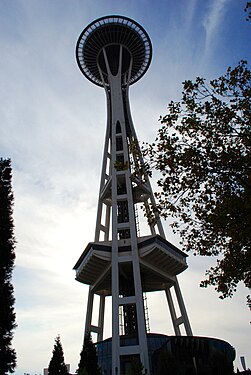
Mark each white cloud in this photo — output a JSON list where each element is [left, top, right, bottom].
[[202, 0, 230, 57]]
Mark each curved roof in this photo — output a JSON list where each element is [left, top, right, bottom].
[[76, 15, 152, 87], [73, 235, 187, 294]]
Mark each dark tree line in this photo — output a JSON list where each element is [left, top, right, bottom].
[[47, 333, 101, 375], [0, 158, 17, 373]]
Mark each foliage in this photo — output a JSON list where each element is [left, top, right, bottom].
[[128, 357, 144, 375], [245, 1, 251, 20], [143, 61, 251, 302], [48, 335, 69, 375], [78, 369, 88, 375], [0, 158, 17, 373], [77, 332, 101, 375], [210, 349, 234, 375], [155, 350, 178, 375]]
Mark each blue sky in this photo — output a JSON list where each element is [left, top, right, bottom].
[[0, 0, 250, 374]]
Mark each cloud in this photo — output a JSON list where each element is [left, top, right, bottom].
[[202, 0, 230, 57]]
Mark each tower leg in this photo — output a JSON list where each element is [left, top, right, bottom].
[[111, 227, 120, 374], [165, 286, 181, 335], [97, 294, 105, 341], [174, 280, 193, 336], [84, 286, 94, 336], [165, 279, 192, 336], [131, 244, 150, 373]]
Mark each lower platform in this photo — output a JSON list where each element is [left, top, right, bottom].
[[96, 333, 235, 375]]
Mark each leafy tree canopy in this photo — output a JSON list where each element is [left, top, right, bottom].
[[48, 335, 69, 375], [0, 158, 17, 373], [143, 61, 251, 304], [245, 1, 251, 20]]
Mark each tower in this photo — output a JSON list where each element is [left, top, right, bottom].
[[74, 15, 192, 375]]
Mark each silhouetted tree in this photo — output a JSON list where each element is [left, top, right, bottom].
[[128, 357, 144, 375], [77, 332, 101, 375], [209, 349, 234, 374], [48, 335, 69, 375], [155, 350, 178, 375], [143, 61, 251, 304], [245, 2, 251, 20], [0, 158, 17, 373]]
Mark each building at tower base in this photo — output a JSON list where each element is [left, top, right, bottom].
[[96, 334, 235, 375]]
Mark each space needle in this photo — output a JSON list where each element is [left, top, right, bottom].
[[74, 15, 192, 375]]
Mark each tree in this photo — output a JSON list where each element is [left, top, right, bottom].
[[48, 335, 69, 375], [209, 349, 234, 375], [128, 358, 145, 375], [245, 2, 251, 20], [76, 332, 101, 375], [155, 350, 178, 375], [0, 158, 17, 373], [78, 369, 88, 375], [143, 61, 251, 304]]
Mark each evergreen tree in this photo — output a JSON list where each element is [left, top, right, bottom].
[[48, 335, 69, 375], [0, 158, 17, 373], [128, 358, 145, 375], [77, 332, 101, 375]]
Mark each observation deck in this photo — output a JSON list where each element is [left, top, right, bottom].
[[76, 15, 152, 87], [73, 235, 188, 295]]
